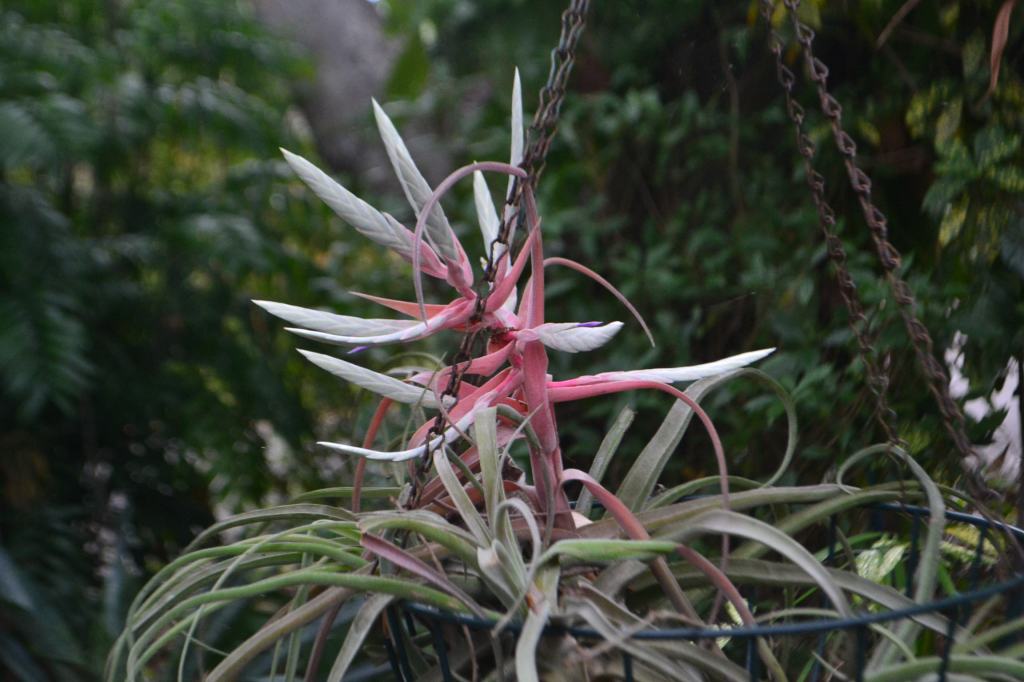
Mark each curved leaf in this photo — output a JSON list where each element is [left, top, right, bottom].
[[254, 300, 419, 337], [299, 349, 447, 407], [474, 170, 501, 256], [594, 348, 775, 384], [279, 148, 445, 275], [576, 406, 635, 517], [325, 593, 394, 682], [671, 509, 853, 617], [371, 100, 459, 263], [534, 321, 623, 353]]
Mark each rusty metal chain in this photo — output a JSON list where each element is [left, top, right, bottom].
[[520, 0, 591, 189], [408, 0, 591, 503], [771, 0, 976, 469], [765, 0, 1024, 564], [760, 0, 901, 447]]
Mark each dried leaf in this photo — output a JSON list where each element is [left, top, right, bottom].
[[985, 1, 1019, 100]]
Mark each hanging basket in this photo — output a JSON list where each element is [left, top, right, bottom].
[[380, 503, 1024, 682]]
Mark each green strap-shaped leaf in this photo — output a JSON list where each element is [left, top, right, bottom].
[[326, 594, 394, 682], [866, 656, 1024, 682], [592, 485, 914, 596], [583, 483, 850, 540], [670, 509, 853, 617], [130, 525, 353, 632], [514, 566, 558, 682], [203, 587, 355, 682], [568, 597, 718, 681], [358, 510, 478, 566], [614, 374, 723, 511], [128, 570, 468, 679], [184, 504, 354, 552], [475, 407, 503, 526], [577, 406, 635, 517], [514, 594, 550, 682], [540, 538, 676, 564], [616, 368, 796, 513], [627, 558, 952, 637], [288, 486, 401, 503], [476, 409, 529, 587], [840, 445, 944, 670], [432, 447, 491, 546], [646, 475, 763, 510]]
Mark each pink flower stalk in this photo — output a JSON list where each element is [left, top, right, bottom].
[[257, 73, 775, 522]]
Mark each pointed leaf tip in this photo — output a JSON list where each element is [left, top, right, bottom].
[[277, 149, 445, 272], [510, 68, 524, 171], [473, 170, 501, 256], [260, 301, 419, 337], [297, 348, 444, 407], [596, 347, 776, 384], [536, 321, 624, 353], [372, 98, 459, 263]]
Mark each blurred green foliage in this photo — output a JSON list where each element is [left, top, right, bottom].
[[0, 1, 404, 677], [1, 0, 1022, 678]]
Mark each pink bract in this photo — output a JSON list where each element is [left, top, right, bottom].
[[256, 72, 775, 524]]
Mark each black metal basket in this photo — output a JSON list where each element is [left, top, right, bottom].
[[378, 503, 1024, 682]]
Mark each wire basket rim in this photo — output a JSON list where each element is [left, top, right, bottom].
[[401, 502, 1024, 641]]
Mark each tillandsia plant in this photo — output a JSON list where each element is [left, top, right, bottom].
[[257, 71, 773, 528], [109, 74, 1024, 682]]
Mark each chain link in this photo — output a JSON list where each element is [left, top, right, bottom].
[[759, 1, 901, 447], [767, 0, 975, 468], [408, 0, 591, 503], [763, 0, 1024, 563], [520, 0, 591, 189]]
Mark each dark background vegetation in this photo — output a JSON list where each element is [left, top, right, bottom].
[[1, 0, 1022, 678]]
